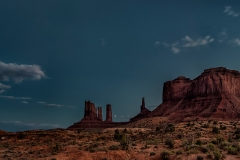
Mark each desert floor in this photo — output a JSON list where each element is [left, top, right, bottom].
[[1, 118, 240, 160]]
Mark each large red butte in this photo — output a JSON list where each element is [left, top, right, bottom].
[[148, 67, 240, 121]]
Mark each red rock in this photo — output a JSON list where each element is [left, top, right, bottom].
[[68, 101, 127, 130], [105, 104, 112, 122], [130, 97, 151, 122], [149, 67, 240, 121], [97, 107, 102, 121]]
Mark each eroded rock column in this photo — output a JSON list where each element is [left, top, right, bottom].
[[105, 104, 112, 122]]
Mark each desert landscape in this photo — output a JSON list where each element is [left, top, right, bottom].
[[2, 1, 240, 160], [1, 67, 240, 159], [1, 120, 240, 160]]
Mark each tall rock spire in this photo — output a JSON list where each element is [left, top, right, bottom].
[[98, 107, 102, 121], [105, 104, 112, 122], [141, 97, 145, 111]]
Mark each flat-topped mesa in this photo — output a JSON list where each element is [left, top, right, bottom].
[[149, 67, 240, 121], [105, 104, 112, 122], [203, 67, 227, 73], [163, 67, 240, 103], [174, 76, 191, 81], [193, 67, 240, 97], [202, 67, 240, 76]]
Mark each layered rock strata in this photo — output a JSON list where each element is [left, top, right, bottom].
[[149, 67, 240, 121]]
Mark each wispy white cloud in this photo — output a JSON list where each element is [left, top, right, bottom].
[[160, 35, 215, 54], [46, 104, 63, 107], [161, 41, 181, 54], [0, 61, 46, 83], [224, 6, 239, 17], [182, 36, 214, 47], [171, 47, 180, 54], [67, 106, 77, 109], [0, 83, 11, 94], [218, 29, 228, 42], [38, 101, 75, 108], [21, 101, 28, 104], [171, 42, 180, 53], [0, 83, 11, 89], [38, 102, 62, 107], [162, 42, 170, 47], [0, 96, 32, 100], [233, 38, 240, 46], [0, 90, 5, 94], [38, 102, 45, 104], [154, 41, 161, 46]]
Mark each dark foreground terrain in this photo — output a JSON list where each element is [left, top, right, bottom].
[[1, 119, 240, 160]]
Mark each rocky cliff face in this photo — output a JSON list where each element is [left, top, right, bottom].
[[149, 67, 240, 121]]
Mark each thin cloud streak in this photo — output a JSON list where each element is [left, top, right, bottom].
[[21, 101, 28, 104], [0, 96, 32, 100], [0, 83, 11, 94], [0, 83, 11, 89], [218, 29, 228, 42], [38, 102, 75, 108], [224, 6, 239, 17], [182, 36, 214, 47], [161, 41, 181, 53]]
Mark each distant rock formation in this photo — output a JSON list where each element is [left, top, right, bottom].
[[148, 67, 240, 121], [130, 97, 151, 122], [97, 107, 102, 121], [105, 104, 112, 122], [68, 67, 240, 129], [68, 101, 127, 130], [83, 101, 100, 121]]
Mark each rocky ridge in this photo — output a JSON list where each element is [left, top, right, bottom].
[[148, 67, 240, 121]]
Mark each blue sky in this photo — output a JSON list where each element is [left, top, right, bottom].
[[1, 1, 240, 131]]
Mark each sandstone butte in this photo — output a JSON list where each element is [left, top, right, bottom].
[[68, 67, 240, 130]]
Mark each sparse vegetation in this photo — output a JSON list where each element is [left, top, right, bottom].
[[1, 120, 240, 159], [212, 126, 220, 134], [150, 152, 156, 156], [165, 138, 174, 148], [161, 150, 171, 160], [109, 145, 119, 150], [196, 155, 203, 160]]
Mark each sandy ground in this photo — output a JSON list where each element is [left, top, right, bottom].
[[0, 118, 240, 159]]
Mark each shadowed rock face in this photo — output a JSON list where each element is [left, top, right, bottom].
[[149, 67, 240, 121], [105, 104, 112, 122], [130, 97, 151, 122], [68, 101, 127, 130]]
